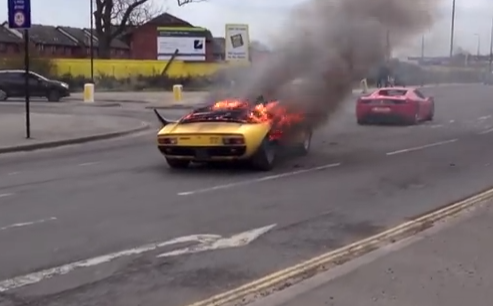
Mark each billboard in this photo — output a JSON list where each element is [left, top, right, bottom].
[[157, 27, 207, 61], [225, 24, 250, 63]]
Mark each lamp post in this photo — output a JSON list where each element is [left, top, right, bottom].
[[386, 29, 390, 60], [90, 0, 94, 83], [449, 0, 456, 57], [489, 17, 493, 73], [420, 35, 425, 86], [474, 33, 480, 58], [421, 35, 425, 60]]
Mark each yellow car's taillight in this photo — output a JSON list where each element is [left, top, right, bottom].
[[158, 137, 177, 145], [222, 136, 245, 145]]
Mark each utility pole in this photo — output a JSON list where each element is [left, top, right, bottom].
[[475, 33, 480, 58], [420, 35, 425, 86], [489, 17, 493, 73], [90, 0, 94, 82], [449, 0, 456, 57], [421, 35, 425, 60], [386, 30, 390, 59]]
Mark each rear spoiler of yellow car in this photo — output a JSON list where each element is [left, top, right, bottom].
[[153, 109, 176, 127]]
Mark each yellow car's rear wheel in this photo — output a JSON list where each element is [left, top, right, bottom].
[[166, 158, 190, 169], [251, 139, 277, 171], [294, 129, 312, 156]]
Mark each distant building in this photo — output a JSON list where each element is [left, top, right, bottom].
[[0, 13, 257, 62], [57, 26, 130, 59], [0, 26, 21, 55], [0, 22, 129, 59]]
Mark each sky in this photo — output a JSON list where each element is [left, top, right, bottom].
[[0, 0, 492, 56]]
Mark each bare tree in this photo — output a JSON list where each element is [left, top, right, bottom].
[[94, 0, 162, 58], [177, 0, 207, 5]]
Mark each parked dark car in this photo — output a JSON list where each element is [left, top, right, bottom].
[[0, 70, 70, 102]]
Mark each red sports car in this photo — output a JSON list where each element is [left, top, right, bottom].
[[356, 87, 435, 125]]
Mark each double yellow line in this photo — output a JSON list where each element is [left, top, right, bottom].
[[186, 187, 493, 306]]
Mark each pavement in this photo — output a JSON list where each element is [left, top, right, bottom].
[[3, 83, 467, 110], [65, 83, 466, 106], [0, 84, 492, 306], [68, 91, 209, 108], [249, 200, 493, 306], [0, 112, 149, 154]]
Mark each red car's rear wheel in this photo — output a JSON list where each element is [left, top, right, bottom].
[[427, 102, 435, 121]]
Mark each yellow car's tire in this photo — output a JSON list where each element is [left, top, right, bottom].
[[294, 129, 312, 156], [251, 139, 277, 171], [166, 158, 190, 169]]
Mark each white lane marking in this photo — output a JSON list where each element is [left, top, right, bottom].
[[78, 162, 100, 166], [0, 193, 13, 198], [386, 139, 458, 156], [449, 120, 455, 123], [7, 172, 19, 175], [478, 127, 493, 135], [157, 224, 276, 258], [430, 124, 443, 128], [478, 115, 492, 120], [0, 217, 57, 232], [0, 233, 223, 292], [177, 163, 342, 196]]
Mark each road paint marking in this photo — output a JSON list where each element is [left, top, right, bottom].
[[7, 172, 19, 175], [177, 163, 342, 196], [185, 187, 493, 306], [0, 217, 57, 232], [386, 139, 458, 156], [158, 224, 276, 258], [0, 229, 256, 292], [78, 161, 100, 166], [479, 115, 492, 120], [430, 124, 443, 128], [478, 127, 493, 135], [0, 193, 13, 198]]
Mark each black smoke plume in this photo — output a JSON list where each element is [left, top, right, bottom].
[[210, 0, 442, 128]]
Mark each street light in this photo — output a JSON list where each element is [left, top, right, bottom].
[[421, 35, 425, 60], [90, 0, 94, 83], [474, 33, 480, 58], [489, 17, 493, 73], [449, 0, 456, 57]]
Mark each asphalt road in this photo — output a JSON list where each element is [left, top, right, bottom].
[[1, 85, 493, 306], [255, 200, 493, 306]]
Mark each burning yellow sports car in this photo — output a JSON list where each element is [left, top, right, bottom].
[[155, 98, 313, 171]]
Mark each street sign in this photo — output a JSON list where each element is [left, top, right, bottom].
[[8, 0, 32, 137], [7, 0, 31, 29]]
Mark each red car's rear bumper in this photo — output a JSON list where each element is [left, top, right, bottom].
[[356, 104, 416, 123]]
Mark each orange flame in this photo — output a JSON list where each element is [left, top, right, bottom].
[[211, 99, 304, 140], [211, 99, 249, 110]]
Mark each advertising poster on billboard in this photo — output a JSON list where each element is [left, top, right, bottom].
[[157, 27, 207, 61], [225, 24, 250, 63]]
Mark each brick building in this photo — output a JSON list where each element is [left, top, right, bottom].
[[0, 13, 253, 62], [0, 22, 129, 58], [124, 13, 216, 61], [11, 24, 81, 57], [57, 26, 130, 59], [0, 26, 21, 55]]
